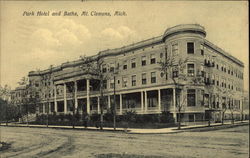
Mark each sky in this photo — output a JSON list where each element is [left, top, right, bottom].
[[0, 1, 248, 90]]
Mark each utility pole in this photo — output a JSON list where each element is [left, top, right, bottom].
[[112, 63, 120, 131], [46, 65, 53, 128], [113, 75, 116, 130]]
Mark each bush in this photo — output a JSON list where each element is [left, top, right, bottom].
[[90, 112, 100, 122], [103, 109, 113, 122], [159, 111, 175, 123], [58, 113, 65, 121], [75, 111, 81, 121], [123, 110, 137, 122], [82, 113, 89, 128]]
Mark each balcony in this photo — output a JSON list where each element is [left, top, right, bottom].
[[204, 60, 215, 68], [77, 91, 87, 97], [56, 90, 100, 99]]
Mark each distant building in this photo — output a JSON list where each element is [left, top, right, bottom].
[[242, 91, 249, 119], [11, 24, 245, 122]]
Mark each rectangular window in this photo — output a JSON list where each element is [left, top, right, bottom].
[[151, 72, 156, 83], [204, 94, 209, 108], [150, 54, 156, 64], [187, 64, 195, 76], [141, 56, 146, 66], [122, 77, 128, 87], [102, 65, 107, 73], [123, 64, 127, 70], [187, 42, 194, 54], [172, 43, 178, 55], [132, 75, 136, 86], [148, 97, 157, 107], [131, 58, 136, 68], [110, 79, 114, 89], [200, 44, 204, 56], [211, 75, 215, 85], [173, 71, 178, 78], [142, 73, 147, 85], [172, 66, 179, 78], [103, 80, 107, 89], [110, 63, 115, 72], [187, 89, 196, 106], [201, 90, 204, 106]]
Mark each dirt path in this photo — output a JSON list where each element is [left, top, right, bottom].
[[0, 125, 248, 158]]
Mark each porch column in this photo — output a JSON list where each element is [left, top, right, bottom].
[[43, 103, 46, 114], [141, 91, 144, 113], [54, 85, 58, 112], [48, 102, 51, 114], [120, 94, 123, 114], [144, 91, 148, 112], [194, 113, 196, 123], [86, 79, 90, 114], [173, 88, 177, 121], [108, 95, 111, 109], [64, 83, 67, 114], [74, 81, 78, 112], [97, 97, 100, 114], [158, 89, 161, 111]]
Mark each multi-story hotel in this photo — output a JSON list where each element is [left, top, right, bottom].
[[11, 24, 245, 122]]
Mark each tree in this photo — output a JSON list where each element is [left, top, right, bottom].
[[80, 55, 107, 130], [17, 77, 29, 124], [226, 91, 237, 124], [65, 81, 77, 128], [18, 76, 29, 86], [158, 49, 189, 130], [0, 84, 11, 101], [0, 99, 19, 125], [106, 61, 123, 130], [42, 65, 53, 127], [214, 85, 238, 125]]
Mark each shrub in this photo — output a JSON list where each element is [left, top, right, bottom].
[[123, 110, 137, 123], [103, 109, 113, 122], [90, 112, 100, 122], [82, 112, 89, 128], [58, 113, 65, 121], [75, 111, 81, 121], [159, 111, 175, 123]]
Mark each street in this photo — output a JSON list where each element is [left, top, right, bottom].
[[0, 125, 249, 158]]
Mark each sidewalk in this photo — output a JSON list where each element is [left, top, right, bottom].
[[129, 121, 249, 134], [1, 121, 248, 134]]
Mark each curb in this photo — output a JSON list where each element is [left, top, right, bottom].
[[185, 122, 249, 132], [1, 121, 248, 134], [0, 124, 127, 133]]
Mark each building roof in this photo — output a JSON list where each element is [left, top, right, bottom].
[[204, 39, 244, 67], [28, 24, 244, 76], [13, 86, 26, 91]]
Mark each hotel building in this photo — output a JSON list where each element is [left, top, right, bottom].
[[11, 24, 244, 122]]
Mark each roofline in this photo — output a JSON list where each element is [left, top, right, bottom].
[[28, 24, 244, 76], [204, 39, 244, 67]]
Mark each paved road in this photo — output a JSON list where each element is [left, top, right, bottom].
[[0, 125, 249, 158]]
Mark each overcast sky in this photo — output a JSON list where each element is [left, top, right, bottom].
[[0, 1, 248, 90]]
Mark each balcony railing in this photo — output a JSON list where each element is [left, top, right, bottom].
[[55, 91, 100, 99], [77, 91, 87, 97]]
